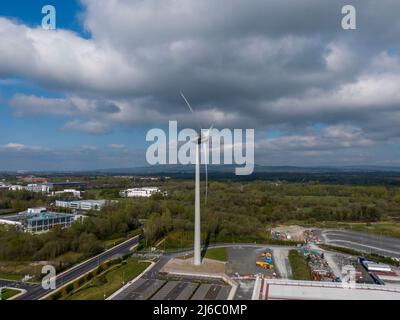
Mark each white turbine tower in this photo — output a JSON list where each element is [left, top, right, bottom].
[[181, 92, 212, 266]]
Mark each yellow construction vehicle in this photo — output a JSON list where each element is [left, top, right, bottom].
[[256, 261, 273, 269]]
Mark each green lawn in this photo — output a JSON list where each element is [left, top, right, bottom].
[[288, 250, 312, 281], [0, 288, 21, 300], [204, 247, 228, 262], [65, 259, 150, 300], [0, 273, 22, 281]]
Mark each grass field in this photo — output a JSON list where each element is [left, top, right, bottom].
[[0, 288, 21, 300], [288, 250, 312, 281], [0, 272, 22, 281], [65, 259, 150, 300], [204, 247, 228, 262]]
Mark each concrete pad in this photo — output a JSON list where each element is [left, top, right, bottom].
[[161, 257, 226, 275]]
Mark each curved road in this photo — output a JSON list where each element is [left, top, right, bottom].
[[16, 235, 140, 300], [318, 229, 400, 258]]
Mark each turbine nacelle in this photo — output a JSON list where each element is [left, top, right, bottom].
[[191, 125, 214, 145]]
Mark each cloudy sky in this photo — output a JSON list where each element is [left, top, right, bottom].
[[1, 0, 400, 171]]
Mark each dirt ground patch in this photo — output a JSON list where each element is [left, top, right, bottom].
[[161, 257, 226, 275], [271, 225, 308, 242]]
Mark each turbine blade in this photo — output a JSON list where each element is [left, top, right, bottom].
[[180, 92, 194, 113]]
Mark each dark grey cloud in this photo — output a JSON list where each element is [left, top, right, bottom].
[[1, 0, 400, 165], [95, 102, 120, 114]]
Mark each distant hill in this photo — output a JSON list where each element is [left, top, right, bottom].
[[91, 164, 400, 175], [3, 164, 400, 176]]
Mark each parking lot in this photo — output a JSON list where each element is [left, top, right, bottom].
[[113, 275, 231, 300]]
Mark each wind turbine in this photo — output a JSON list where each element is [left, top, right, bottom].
[[180, 92, 212, 266]]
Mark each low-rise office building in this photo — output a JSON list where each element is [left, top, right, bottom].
[[9, 183, 52, 193], [120, 187, 161, 198], [55, 199, 108, 211], [0, 207, 76, 234], [52, 189, 82, 198], [0, 181, 10, 189]]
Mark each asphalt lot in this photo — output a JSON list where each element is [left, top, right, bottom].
[[151, 280, 198, 300], [117, 278, 166, 300], [226, 246, 277, 277], [319, 229, 400, 258], [114, 275, 231, 300]]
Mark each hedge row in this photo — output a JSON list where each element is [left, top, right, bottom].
[[48, 257, 127, 300]]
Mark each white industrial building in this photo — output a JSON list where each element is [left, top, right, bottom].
[[55, 199, 108, 211], [9, 184, 52, 193], [253, 278, 400, 300], [363, 261, 392, 273], [0, 182, 10, 189], [120, 187, 161, 198], [52, 189, 82, 198], [9, 185, 25, 191]]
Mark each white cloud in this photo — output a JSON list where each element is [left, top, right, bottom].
[[257, 125, 374, 152], [1, 143, 47, 152], [63, 119, 111, 134], [108, 144, 125, 149]]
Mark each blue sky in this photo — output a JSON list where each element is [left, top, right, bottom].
[[0, 1, 151, 169], [0, 1, 81, 147], [1, 1, 83, 32], [1, 1, 400, 171]]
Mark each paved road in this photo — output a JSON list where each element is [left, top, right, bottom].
[[0, 279, 36, 291], [318, 229, 400, 258], [15, 235, 140, 300], [272, 248, 291, 279]]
